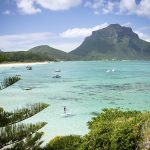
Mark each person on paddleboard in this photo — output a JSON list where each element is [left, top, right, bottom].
[[64, 106, 67, 114]]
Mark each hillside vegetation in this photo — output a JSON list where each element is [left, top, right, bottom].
[[0, 45, 78, 63]]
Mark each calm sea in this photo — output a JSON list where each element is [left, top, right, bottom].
[[0, 61, 150, 143]]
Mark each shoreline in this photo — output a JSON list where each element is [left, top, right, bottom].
[[0, 61, 49, 68]]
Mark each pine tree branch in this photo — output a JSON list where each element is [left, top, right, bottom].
[[0, 103, 49, 127], [0, 122, 47, 149], [0, 76, 21, 90]]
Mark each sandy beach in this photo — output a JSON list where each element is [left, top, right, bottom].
[[0, 62, 49, 68]]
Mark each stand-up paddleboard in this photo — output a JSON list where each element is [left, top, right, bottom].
[[61, 112, 74, 117]]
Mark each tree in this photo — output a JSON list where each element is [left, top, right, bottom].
[[0, 76, 49, 149]]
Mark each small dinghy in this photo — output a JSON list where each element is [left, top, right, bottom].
[[55, 69, 61, 72], [106, 68, 116, 73], [52, 74, 61, 78], [26, 66, 32, 70], [106, 70, 110, 73]]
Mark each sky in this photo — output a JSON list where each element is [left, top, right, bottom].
[[0, 0, 150, 52]]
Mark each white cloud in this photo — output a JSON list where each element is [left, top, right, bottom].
[[135, 31, 150, 42], [16, 0, 41, 14], [119, 0, 136, 13], [35, 0, 82, 11], [3, 10, 11, 15], [85, 0, 150, 19], [120, 0, 150, 18], [16, 0, 82, 14], [0, 32, 52, 51], [84, 0, 116, 14], [136, 0, 150, 18], [102, 1, 114, 14], [60, 22, 109, 38]]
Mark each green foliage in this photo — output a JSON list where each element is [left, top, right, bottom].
[[0, 75, 49, 149], [10, 132, 44, 150], [0, 107, 4, 113], [0, 51, 56, 63], [0, 76, 21, 90], [0, 103, 49, 149], [0, 122, 46, 149], [0, 103, 49, 127], [0, 53, 8, 62], [80, 108, 150, 150], [45, 135, 82, 150]]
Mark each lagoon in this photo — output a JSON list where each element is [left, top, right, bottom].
[[0, 61, 150, 143]]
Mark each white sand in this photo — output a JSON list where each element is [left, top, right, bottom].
[[0, 62, 49, 68]]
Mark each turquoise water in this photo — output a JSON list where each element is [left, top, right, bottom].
[[0, 61, 150, 143]]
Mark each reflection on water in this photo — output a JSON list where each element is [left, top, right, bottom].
[[0, 61, 150, 143]]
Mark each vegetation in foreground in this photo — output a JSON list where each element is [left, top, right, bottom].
[[0, 76, 49, 149], [0, 76, 21, 90], [44, 108, 150, 150], [0, 76, 150, 150]]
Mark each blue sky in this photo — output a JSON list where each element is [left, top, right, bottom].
[[0, 0, 150, 52]]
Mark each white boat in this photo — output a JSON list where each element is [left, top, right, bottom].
[[55, 69, 61, 72], [52, 74, 61, 78], [112, 68, 115, 72], [26, 66, 32, 70], [24, 87, 32, 90], [106, 70, 110, 73], [106, 68, 116, 73]]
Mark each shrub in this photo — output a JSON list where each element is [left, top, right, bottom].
[[45, 135, 82, 150], [80, 108, 150, 150]]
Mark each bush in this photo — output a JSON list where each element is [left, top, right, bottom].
[[80, 108, 150, 150], [45, 135, 82, 150]]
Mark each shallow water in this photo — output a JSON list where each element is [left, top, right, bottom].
[[0, 61, 150, 143]]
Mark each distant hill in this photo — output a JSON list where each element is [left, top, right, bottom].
[[0, 51, 56, 63], [28, 45, 78, 61], [70, 24, 150, 60], [0, 45, 78, 63]]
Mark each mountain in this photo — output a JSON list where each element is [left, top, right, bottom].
[[28, 45, 77, 60], [70, 24, 150, 60], [0, 45, 78, 63]]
